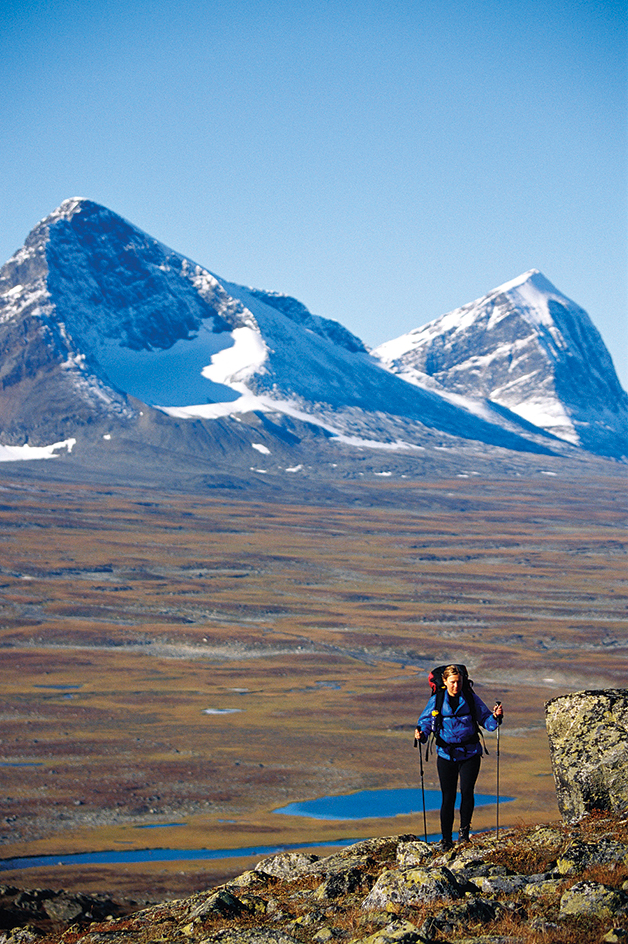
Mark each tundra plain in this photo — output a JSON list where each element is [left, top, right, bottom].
[[0, 468, 625, 900]]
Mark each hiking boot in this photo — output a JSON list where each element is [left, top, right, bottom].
[[437, 838, 454, 852], [458, 826, 470, 844]]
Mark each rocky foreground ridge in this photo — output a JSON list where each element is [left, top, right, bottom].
[[3, 812, 628, 944]]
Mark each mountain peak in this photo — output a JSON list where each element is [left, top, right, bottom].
[[374, 272, 627, 458], [30, 197, 97, 236], [493, 268, 543, 293]]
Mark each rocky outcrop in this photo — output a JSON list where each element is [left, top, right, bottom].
[[545, 689, 628, 822], [0, 885, 144, 940], [5, 814, 628, 944]]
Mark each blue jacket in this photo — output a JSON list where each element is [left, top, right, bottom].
[[417, 690, 499, 761]]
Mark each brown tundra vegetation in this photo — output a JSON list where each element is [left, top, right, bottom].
[[0, 466, 625, 903]]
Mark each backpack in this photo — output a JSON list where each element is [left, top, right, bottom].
[[425, 664, 485, 759]]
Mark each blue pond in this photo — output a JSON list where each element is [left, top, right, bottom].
[[274, 788, 510, 821]]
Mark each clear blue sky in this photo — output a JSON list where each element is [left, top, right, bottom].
[[2, 0, 626, 387]]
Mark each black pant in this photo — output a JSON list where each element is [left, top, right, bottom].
[[437, 752, 482, 841]]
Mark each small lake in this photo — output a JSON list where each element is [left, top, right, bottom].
[[273, 787, 510, 821]]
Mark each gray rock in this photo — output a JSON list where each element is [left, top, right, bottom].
[[420, 898, 502, 939], [453, 937, 526, 944], [559, 880, 628, 918], [314, 866, 366, 900], [311, 929, 335, 943], [556, 837, 628, 875], [0, 930, 42, 944], [545, 690, 628, 822], [77, 936, 132, 944], [199, 930, 300, 943], [528, 917, 560, 933], [224, 870, 272, 889], [311, 853, 374, 878], [472, 874, 529, 895], [395, 841, 432, 868], [340, 836, 410, 861], [189, 889, 244, 920], [42, 897, 85, 923], [254, 852, 320, 879], [525, 825, 565, 850], [522, 878, 564, 897], [351, 919, 427, 943], [602, 930, 628, 943], [362, 866, 463, 910]]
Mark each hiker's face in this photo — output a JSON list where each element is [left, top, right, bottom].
[[445, 674, 461, 696]]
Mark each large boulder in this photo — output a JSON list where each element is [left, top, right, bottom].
[[362, 866, 463, 910], [559, 881, 628, 919], [545, 690, 628, 822]]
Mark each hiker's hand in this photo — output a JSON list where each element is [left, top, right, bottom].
[[493, 703, 503, 723], [415, 728, 427, 743]]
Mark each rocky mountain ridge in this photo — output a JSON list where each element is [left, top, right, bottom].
[[3, 813, 628, 944], [0, 199, 625, 486], [373, 270, 628, 459]]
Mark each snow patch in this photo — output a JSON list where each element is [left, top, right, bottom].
[[0, 438, 76, 462], [202, 326, 268, 386], [202, 708, 243, 715], [252, 443, 271, 455]]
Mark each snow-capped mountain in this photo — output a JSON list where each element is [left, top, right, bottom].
[[0, 199, 623, 480], [373, 270, 628, 459]]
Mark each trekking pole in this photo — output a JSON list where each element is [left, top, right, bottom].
[[414, 737, 428, 842], [495, 702, 501, 840]]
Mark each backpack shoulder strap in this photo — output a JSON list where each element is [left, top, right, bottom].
[[464, 681, 490, 755], [425, 684, 446, 760]]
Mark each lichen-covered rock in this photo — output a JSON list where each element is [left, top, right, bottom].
[[41, 896, 86, 923], [254, 851, 320, 879], [362, 866, 462, 911], [349, 918, 426, 943], [545, 690, 628, 822], [522, 878, 564, 897], [452, 937, 527, 944], [556, 837, 628, 875], [525, 825, 565, 850], [189, 889, 244, 920], [559, 881, 628, 918], [314, 866, 367, 900], [0, 927, 42, 944], [342, 836, 412, 861], [446, 848, 496, 873], [472, 874, 529, 895], [224, 870, 272, 889], [396, 841, 432, 868], [311, 853, 373, 879], [419, 897, 502, 940], [602, 929, 628, 943], [311, 930, 334, 943], [198, 929, 300, 943]]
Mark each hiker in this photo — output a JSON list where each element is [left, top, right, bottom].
[[415, 663, 503, 850]]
